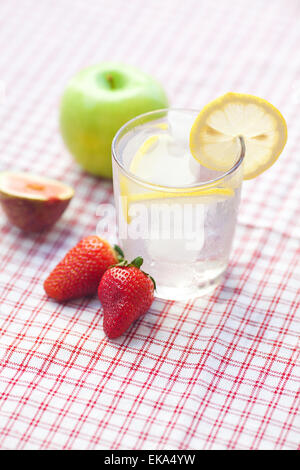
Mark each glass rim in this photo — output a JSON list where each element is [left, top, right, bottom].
[[111, 108, 245, 192]]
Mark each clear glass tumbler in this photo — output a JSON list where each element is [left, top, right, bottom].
[[112, 109, 244, 300]]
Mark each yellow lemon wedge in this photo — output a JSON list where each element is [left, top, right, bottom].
[[129, 136, 159, 174], [126, 187, 233, 203], [189, 92, 287, 180]]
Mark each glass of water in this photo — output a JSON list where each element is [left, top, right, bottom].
[[112, 109, 245, 300]]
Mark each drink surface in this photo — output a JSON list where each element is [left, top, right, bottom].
[[120, 111, 229, 187]]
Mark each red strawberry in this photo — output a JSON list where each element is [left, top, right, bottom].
[[44, 236, 122, 301], [98, 257, 155, 339]]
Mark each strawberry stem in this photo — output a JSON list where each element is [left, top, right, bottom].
[[114, 244, 124, 262], [130, 257, 143, 269], [114, 255, 156, 290], [148, 275, 156, 290], [130, 257, 156, 290]]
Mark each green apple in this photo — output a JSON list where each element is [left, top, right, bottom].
[[60, 63, 168, 178]]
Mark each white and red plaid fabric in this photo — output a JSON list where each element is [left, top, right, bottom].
[[0, 0, 299, 450]]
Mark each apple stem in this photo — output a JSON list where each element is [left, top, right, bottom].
[[106, 74, 115, 89]]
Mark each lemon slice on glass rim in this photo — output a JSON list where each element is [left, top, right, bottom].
[[189, 92, 287, 180]]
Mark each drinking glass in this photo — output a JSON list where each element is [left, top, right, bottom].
[[112, 109, 244, 300]]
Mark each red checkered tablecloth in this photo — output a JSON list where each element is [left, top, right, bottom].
[[0, 0, 299, 450]]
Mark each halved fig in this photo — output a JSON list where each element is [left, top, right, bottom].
[[0, 171, 74, 232]]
